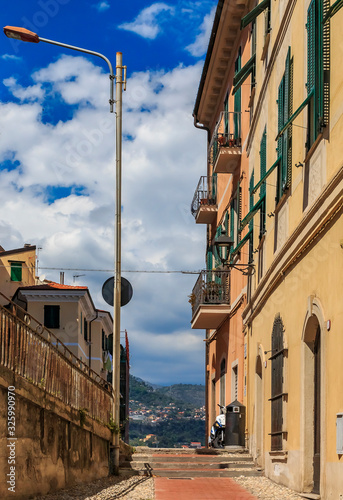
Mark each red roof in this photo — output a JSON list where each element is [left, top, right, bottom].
[[19, 281, 88, 291]]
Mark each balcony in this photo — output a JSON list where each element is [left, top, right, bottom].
[[190, 270, 231, 329], [210, 111, 242, 175], [191, 176, 217, 224]]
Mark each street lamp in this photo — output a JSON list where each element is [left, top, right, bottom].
[[4, 25, 125, 475], [214, 230, 255, 275]]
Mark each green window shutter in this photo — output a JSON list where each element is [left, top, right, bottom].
[[241, 0, 270, 28], [10, 262, 22, 282], [234, 49, 242, 139], [207, 246, 213, 270], [277, 74, 285, 203], [224, 94, 229, 136], [260, 129, 267, 198], [232, 55, 255, 95], [211, 173, 217, 200], [240, 196, 264, 231], [230, 201, 235, 244], [323, 0, 343, 22], [214, 226, 222, 268], [249, 172, 254, 232], [307, 0, 316, 95]]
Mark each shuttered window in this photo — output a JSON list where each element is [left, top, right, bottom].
[[249, 172, 254, 262], [10, 262, 22, 282], [241, 0, 270, 28], [269, 316, 286, 451], [259, 129, 267, 238], [232, 55, 256, 96], [276, 48, 293, 203], [234, 49, 242, 139], [307, 0, 324, 149]]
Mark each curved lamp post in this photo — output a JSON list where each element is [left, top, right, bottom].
[[3, 26, 126, 475]]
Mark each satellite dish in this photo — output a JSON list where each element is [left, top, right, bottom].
[[102, 277, 133, 307]]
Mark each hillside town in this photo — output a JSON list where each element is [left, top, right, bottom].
[[0, 0, 342, 498]]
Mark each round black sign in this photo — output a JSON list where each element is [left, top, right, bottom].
[[102, 277, 133, 307]]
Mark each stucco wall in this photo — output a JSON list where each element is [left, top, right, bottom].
[[0, 365, 111, 500]]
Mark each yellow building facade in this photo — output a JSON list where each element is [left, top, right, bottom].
[[192, 0, 343, 496], [242, 0, 343, 496], [0, 244, 36, 300]]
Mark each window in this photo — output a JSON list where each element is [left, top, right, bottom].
[[44, 305, 60, 329], [249, 172, 254, 263], [306, 0, 324, 149], [102, 329, 106, 350], [276, 48, 293, 203], [270, 316, 286, 451], [234, 48, 242, 139], [220, 358, 226, 407], [84, 318, 88, 342], [241, 0, 270, 29], [259, 128, 267, 239], [10, 262, 22, 282]]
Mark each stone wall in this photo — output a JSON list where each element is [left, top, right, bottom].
[[0, 364, 112, 500]]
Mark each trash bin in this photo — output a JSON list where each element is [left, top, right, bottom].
[[225, 400, 245, 447]]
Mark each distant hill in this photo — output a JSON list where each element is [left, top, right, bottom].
[[129, 375, 205, 410]]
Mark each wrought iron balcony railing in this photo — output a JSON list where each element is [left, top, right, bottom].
[[209, 111, 242, 167], [190, 270, 230, 317], [191, 175, 216, 218]]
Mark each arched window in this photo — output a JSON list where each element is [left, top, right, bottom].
[[270, 315, 287, 451], [220, 358, 226, 407]]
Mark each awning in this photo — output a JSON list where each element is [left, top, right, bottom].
[[241, 0, 270, 29]]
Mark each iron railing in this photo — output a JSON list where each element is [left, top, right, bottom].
[[190, 270, 230, 317], [191, 175, 217, 218], [0, 293, 112, 423], [209, 111, 242, 167]]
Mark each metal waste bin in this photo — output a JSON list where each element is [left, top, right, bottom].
[[225, 400, 245, 447]]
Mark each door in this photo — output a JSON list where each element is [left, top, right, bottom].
[[313, 325, 321, 493]]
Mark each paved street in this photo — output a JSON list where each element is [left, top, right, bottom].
[[155, 477, 257, 500]]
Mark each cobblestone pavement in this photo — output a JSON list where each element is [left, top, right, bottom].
[[233, 476, 305, 499], [34, 475, 154, 500]]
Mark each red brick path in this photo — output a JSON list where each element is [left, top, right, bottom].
[[154, 477, 258, 499]]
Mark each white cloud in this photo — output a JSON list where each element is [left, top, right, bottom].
[[1, 54, 23, 62], [186, 5, 216, 57], [118, 3, 174, 39], [0, 55, 207, 384], [94, 1, 110, 12], [3, 77, 44, 102]]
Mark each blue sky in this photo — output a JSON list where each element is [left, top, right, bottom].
[[0, 0, 217, 385]]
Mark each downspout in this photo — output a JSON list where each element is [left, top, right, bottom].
[[193, 115, 211, 146]]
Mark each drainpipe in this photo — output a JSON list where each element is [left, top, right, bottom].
[[193, 115, 211, 146]]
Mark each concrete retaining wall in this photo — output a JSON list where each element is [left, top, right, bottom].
[[0, 365, 112, 500]]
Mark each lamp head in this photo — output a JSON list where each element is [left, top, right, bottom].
[[3, 26, 39, 43]]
